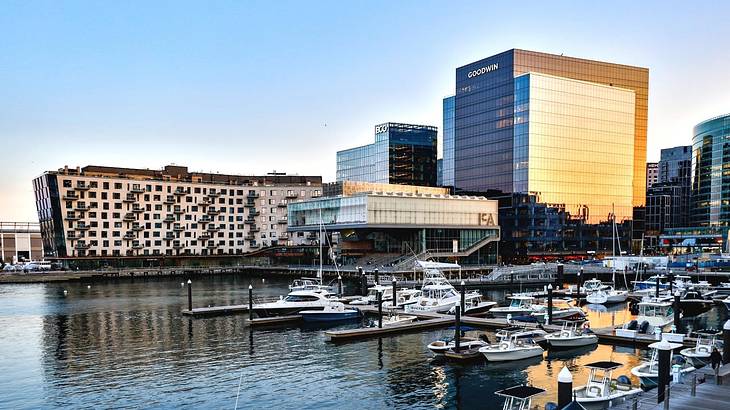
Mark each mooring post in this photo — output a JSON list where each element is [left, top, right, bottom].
[[656, 339, 673, 404], [374, 268, 379, 286], [248, 284, 253, 320], [673, 291, 681, 333], [460, 280, 466, 314], [691, 373, 697, 396], [377, 290, 383, 329], [556, 263, 564, 288], [454, 305, 461, 351], [510, 270, 514, 285], [187, 279, 192, 311], [576, 268, 583, 299], [557, 366, 572, 409], [723, 319, 730, 364], [392, 277, 397, 309], [668, 270, 674, 294], [338, 275, 343, 298], [358, 267, 367, 296], [547, 284, 554, 325], [655, 275, 660, 299]]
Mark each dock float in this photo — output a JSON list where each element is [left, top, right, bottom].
[[326, 317, 454, 342], [182, 304, 249, 317], [245, 315, 302, 327]]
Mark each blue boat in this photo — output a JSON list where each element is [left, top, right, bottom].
[[300, 303, 360, 322]]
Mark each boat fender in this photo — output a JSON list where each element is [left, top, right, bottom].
[[544, 402, 558, 410], [626, 320, 638, 331], [638, 321, 650, 334], [616, 375, 631, 385]]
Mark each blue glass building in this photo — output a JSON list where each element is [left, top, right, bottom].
[[691, 114, 730, 226], [336, 122, 438, 186], [442, 96, 455, 186]]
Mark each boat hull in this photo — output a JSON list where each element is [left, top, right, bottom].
[[252, 306, 324, 318], [547, 335, 598, 348], [574, 387, 642, 410], [490, 308, 534, 318], [480, 347, 543, 362], [300, 311, 360, 322]]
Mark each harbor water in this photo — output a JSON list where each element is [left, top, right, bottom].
[[0, 274, 726, 409]]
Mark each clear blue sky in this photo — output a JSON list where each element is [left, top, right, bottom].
[[2, 1, 729, 221]]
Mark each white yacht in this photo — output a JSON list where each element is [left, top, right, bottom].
[[680, 331, 717, 367], [495, 326, 546, 340], [349, 284, 395, 305], [582, 278, 608, 293], [490, 295, 537, 318], [531, 298, 586, 323], [545, 322, 597, 348], [479, 332, 544, 362], [405, 262, 481, 314], [289, 277, 335, 293], [250, 290, 334, 318], [586, 285, 629, 304], [635, 297, 674, 332], [573, 361, 642, 410]]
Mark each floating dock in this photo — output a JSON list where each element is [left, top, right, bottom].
[[182, 304, 249, 317]]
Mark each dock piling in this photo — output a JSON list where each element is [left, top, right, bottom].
[[576, 268, 583, 299], [187, 279, 192, 311], [454, 305, 461, 351], [673, 291, 681, 332], [668, 270, 674, 293], [248, 284, 253, 320], [460, 281, 465, 314], [392, 278, 397, 308], [557, 365, 572, 409], [556, 263, 564, 289], [723, 320, 730, 364], [358, 267, 367, 296], [377, 290, 383, 328], [657, 339, 672, 404], [374, 268, 379, 285], [655, 275, 660, 299], [338, 275, 343, 298], [547, 284, 553, 325]]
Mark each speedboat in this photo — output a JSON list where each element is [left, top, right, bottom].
[[479, 332, 544, 362], [428, 335, 489, 357], [250, 290, 334, 318], [531, 298, 586, 323], [545, 322, 597, 348], [635, 297, 674, 332], [680, 331, 717, 367], [586, 285, 629, 304], [300, 302, 360, 322], [405, 264, 481, 314], [495, 326, 547, 340], [490, 295, 537, 318], [448, 297, 497, 315], [631, 341, 696, 388], [349, 284, 394, 305], [495, 385, 545, 410], [380, 310, 417, 327], [384, 288, 422, 308], [573, 361, 642, 410]]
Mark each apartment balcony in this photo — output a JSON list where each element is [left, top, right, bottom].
[[244, 218, 256, 224], [247, 192, 259, 199], [66, 233, 78, 241], [278, 233, 289, 240], [206, 225, 220, 232], [123, 194, 137, 203], [244, 234, 256, 241], [199, 216, 213, 223], [75, 204, 89, 212], [244, 202, 255, 208], [207, 191, 220, 198], [130, 186, 145, 194], [248, 210, 260, 217], [131, 242, 144, 249], [249, 225, 260, 233], [174, 188, 186, 196], [249, 243, 260, 249], [131, 207, 144, 213], [75, 243, 90, 250], [163, 196, 175, 204], [62, 192, 78, 201], [164, 233, 176, 240], [75, 183, 90, 191], [163, 215, 175, 223], [131, 225, 144, 232], [65, 214, 80, 221], [206, 242, 218, 248], [76, 224, 91, 231], [285, 192, 298, 199], [277, 202, 288, 208], [173, 242, 184, 249], [173, 224, 185, 232], [277, 217, 288, 224], [173, 207, 185, 214], [123, 233, 136, 241], [207, 208, 220, 215], [199, 233, 211, 240]]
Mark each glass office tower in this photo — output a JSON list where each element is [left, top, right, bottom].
[[336, 122, 438, 186], [442, 96, 455, 186], [454, 49, 649, 223], [691, 114, 730, 226]]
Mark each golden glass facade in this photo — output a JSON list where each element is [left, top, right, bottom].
[[521, 73, 636, 223]]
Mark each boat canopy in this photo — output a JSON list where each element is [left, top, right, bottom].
[[495, 385, 545, 399], [415, 260, 461, 270], [584, 361, 622, 370]]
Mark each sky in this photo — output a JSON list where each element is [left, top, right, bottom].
[[2, 1, 729, 222]]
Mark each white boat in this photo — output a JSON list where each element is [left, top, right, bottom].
[[490, 295, 537, 318], [586, 286, 629, 304], [380, 310, 417, 327], [383, 288, 422, 308], [427, 336, 488, 357], [479, 332, 544, 362], [495, 326, 547, 340], [722, 296, 730, 312], [631, 341, 696, 388], [531, 298, 586, 323], [300, 302, 360, 322], [289, 277, 335, 293], [545, 322, 598, 348], [573, 361, 642, 410], [680, 331, 717, 367], [405, 262, 481, 314], [632, 275, 670, 292], [251, 290, 334, 317], [495, 385, 545, 410], [582, 278, 608, 293], [635, 297, 674, 332], [349, 284, 395, 305]]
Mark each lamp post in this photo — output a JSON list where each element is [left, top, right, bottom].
[[187, 279, 192, 311]]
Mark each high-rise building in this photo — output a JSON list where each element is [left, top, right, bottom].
[[454, 49, 648, 224], [659, 146, 692, 184], [645, 146, 692, 242], [441, 96, 455, 186], [691, 114, 730, 226], [646, 162, 658, 188], [336, 122, 438, 187], [33, 165, 321, 260]]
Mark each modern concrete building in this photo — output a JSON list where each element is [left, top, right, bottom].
[[646, 162, 659, 189], [33, 165, 321, 261], [0, 222, 44, 263]]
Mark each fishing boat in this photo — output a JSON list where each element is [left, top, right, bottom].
[[479, 332, 544, 362], [573, 361, 642, 410], [427, 335, 489, 357], [545, 322, 597, 348], [631, 341, 696, 388], [635, 297, 674, 332], [300, 302, 360, 322], [531, 298, 586, 323], [405, 262, 482, 314], [251, 290, 334, 317], [495, 326, 547, 340], [490, 295, 537, 318], [495, 385, 545, 410], [680, 331, 717, 367]]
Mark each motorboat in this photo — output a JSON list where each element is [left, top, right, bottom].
[[531, 298, 586, 323], [680, 331, 717, 367], [631, 341, 696, 388], [289, 277, 335, 293], [582, 278, 608, 293], [405, 262, 481, 314], [545, 322, 597, 348], [349, 284, 395, 305], [723, 296, 730, 312], [495, 326, 547, 340], [573, 361, 642, 410], [250, 290, 334, 318], [674, 275, 711, 293], [300, 302, 360, 322], [490, 295, 537, 318], [383, 288, 422, 308], [632, 275, 669, 292], [380, 310, 417, 327], [479, 332, 544, 362], [678, 289, 715, 316], [448, 297, 497, 316], [586, 285, 629, 304], [495, 385, 545, 410], [427, 335, 489, 357], [635, 297, 674, 332]]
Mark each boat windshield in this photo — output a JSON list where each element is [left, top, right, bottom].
[[423, 288, 456, 299], [283, 295, 321, 302], [639, 304, 671, 316], [509, 298, 531, 307]]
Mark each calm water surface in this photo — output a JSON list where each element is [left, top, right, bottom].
[[0, 275, 726, 409]]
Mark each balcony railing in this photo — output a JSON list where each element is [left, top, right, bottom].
[[206, 242, 218, 248], [207, 191, 220, 198], [245, 234, 256, 240], [277, 218, 288, 224], [75, 243, 90, 249], [123, 234, 136, 240], [62, 193, 78, 201], [247, 192, 259, 199], [131, 207, 144, 213], [173, 242, 184, 249], [207, 208, 220, 215], [65, 214, 80, 221], [164, 234, 176, 240], [123, 194, 137, 203], [76, 224, 91, 231], [75, 204, 89, 212], [277, 202, 288, 208], [173, 207, 185, 214], [123, 213, 136, 222], [285, 192, 298, 199], [249, 225, 260, 232], [132, 243, 144, 249], [244, 218, 256, 224], [164, 196, 175, 204], [130, 186, 145, 193], [249, 243, 260, 249], [75, 183, 90, 191], [206, 225, 220, 232], [174, 188, 186, 196], [163, 215, 175, 223], [173, 225, 184, 232], [131, 225, 144, 231], [244, 202, 255, 208], [199, 216, 213, 223], [199, 233, 211, 240], [278, 233, 289, 240]]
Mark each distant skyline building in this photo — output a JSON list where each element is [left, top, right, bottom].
[[646, 162, 658, 188], [336, 122, 438, 187], [441, 96, 455, 187], [453, 49, 649, 225], [691, 114, 730, 226], [645, 145, 691, 242]]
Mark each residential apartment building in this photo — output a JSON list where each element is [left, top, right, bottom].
[[33, 165, 321, 259], [646, 162, 659, 189]]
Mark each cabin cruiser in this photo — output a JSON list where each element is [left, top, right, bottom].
[[680, 331, 717, 367], [289, 277, 335, 293], [586, 285, 629, 304], [573, 362, 642, 410], [635, 297, 674, 332], [448, 297, 497, 315], [383, 288, 422, 309], [405, 263, 481, 314], [350, 284, 408, 306], [300, 302, 360, 322], [531, 298, 586, 323], [495, 385, 545, 410], [490, 295, 537, 318], [427, 335, 489, 357], [479, 331, 544, 362], [545, 322, 597, 348], [631, 341, 696, 388], [250, 290, 334, 318]]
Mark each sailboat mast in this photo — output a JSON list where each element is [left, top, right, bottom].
[[318, 208, 323, 280]]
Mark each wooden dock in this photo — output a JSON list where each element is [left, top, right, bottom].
[[613, 372, 730, 410], [182, 304, 249, 317], [325, 317, 455, 341]]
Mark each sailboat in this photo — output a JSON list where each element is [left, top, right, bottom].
[[586, 207, 628, 304], [289, 210, 336, 294]]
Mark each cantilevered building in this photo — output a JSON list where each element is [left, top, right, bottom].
[[33, 165, 321, 260]]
